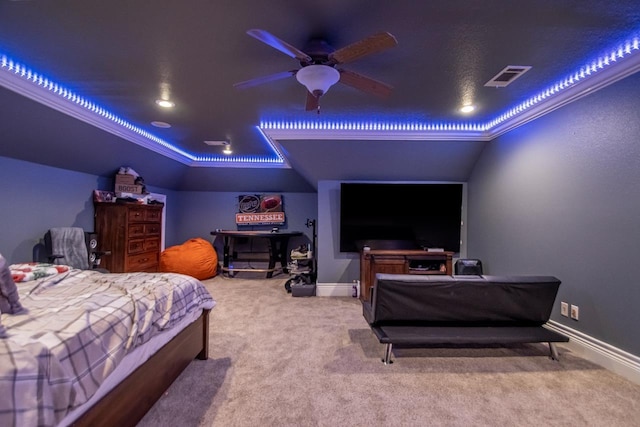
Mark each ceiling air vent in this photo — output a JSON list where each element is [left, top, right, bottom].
[[204, 140, 229, 146], [484, 65, 532, 88]]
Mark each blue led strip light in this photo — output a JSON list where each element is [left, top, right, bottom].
[[2, 30, 640, 164], [260, 34, 640, 135], [259, 120, 487, 132], [0, 54, 197, 161], [485, 35, 640, 129], [0, 53, 284, 165]]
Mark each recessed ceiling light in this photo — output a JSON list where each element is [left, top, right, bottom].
[[155, 99, 175, 108], [223, 145, 233, 155], [460, 105, 475, 113], [151, 121, 171, 128]]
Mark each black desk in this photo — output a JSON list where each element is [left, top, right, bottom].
[[211, 230, 302, 278]]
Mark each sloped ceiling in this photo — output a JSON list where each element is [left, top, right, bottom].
[[1, 1, 639, 192]]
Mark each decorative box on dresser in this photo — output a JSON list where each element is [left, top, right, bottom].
[[360, 249, 454, 302], [94, 202, 164, 273]]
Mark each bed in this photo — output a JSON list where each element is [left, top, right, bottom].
[[0, 262, 215, 427]]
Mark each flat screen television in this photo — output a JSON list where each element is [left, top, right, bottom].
[[339, 182, 463, 253]]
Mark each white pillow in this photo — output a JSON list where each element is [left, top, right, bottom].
[[0, 253, 24, 314]]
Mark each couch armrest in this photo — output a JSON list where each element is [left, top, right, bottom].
[[362, 300, 375, 325]]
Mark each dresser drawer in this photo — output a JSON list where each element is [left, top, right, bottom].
[[143, 237, 160, 252], [128, 239, 145, 254], [128, 224, 145, 238], [128, 223, 161, 239], [145, 209, 162, 222], [145, 223, 161, 236], [128, 238, 160, 254], [129, 206, 162, 223], [128, 207, 147, 222], [126, 252, 158, 271]]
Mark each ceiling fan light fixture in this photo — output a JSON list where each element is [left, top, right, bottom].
[[151, 120, 172, 128], [296, 65, 340, 96]]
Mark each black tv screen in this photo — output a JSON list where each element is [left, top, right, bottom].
[[339, 183, 463, 253]]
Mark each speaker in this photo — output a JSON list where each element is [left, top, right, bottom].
[[85, 232, 100, 266]]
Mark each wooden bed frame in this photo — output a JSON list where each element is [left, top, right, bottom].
[[71, 308, 211, 427]]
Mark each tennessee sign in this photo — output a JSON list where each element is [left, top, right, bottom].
[[235, 212, 285, 225], [236, 194, 285, 225]]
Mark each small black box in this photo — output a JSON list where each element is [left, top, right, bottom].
[[291, 283, 316, 297]]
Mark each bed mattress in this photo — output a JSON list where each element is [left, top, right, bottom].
[[0, 267, 215, 427]]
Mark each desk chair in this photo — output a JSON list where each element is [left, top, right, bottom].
[[40, 227, 110, 271]]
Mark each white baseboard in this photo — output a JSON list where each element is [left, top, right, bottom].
[[316, 283, 640, 386], [315, 282, 357, 297], [546, 321, 640, 386]]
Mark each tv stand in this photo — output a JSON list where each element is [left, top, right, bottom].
[[360, 249, 454, 302]]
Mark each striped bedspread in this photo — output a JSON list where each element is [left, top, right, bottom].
[[0, 269, 215, 427]]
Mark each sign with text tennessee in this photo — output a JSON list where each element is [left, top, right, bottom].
[[236, 194, 285, 225]]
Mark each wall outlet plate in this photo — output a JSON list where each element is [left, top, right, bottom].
[[570, 304, 579, 320], [560, 301, 569, 317]]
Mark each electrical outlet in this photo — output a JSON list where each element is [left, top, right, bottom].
[[570, 304, 579, 320], [560, 301, 569, 317]]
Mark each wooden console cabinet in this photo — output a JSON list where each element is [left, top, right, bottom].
[[94, 202, 163, 273], [360, 249, 454, 301]]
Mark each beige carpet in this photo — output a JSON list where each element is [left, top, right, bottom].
[[137, 273, 640, 427]]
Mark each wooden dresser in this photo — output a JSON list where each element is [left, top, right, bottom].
[[94, 202, 163, 273]]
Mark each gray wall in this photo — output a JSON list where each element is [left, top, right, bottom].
[[0, 157, 104, 263], [467, 71, 640, 357], [0, 156, 179, 264], [171, 191, 318, 255], [0, 155, 317, 266]]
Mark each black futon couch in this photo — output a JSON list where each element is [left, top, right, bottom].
[[362, 274, 569, 364]]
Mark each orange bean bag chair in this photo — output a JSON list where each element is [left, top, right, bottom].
[[159, 237, 218, 280]]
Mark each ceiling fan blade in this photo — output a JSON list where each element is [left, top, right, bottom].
[[233, 70, 297, 89], [329, 32, 398, 64], [338, 68, 393, 98], [247, 29, 312, 62], [305, 91, 319, 112]]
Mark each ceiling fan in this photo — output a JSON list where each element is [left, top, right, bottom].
[[234, 29, 398, 112]]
